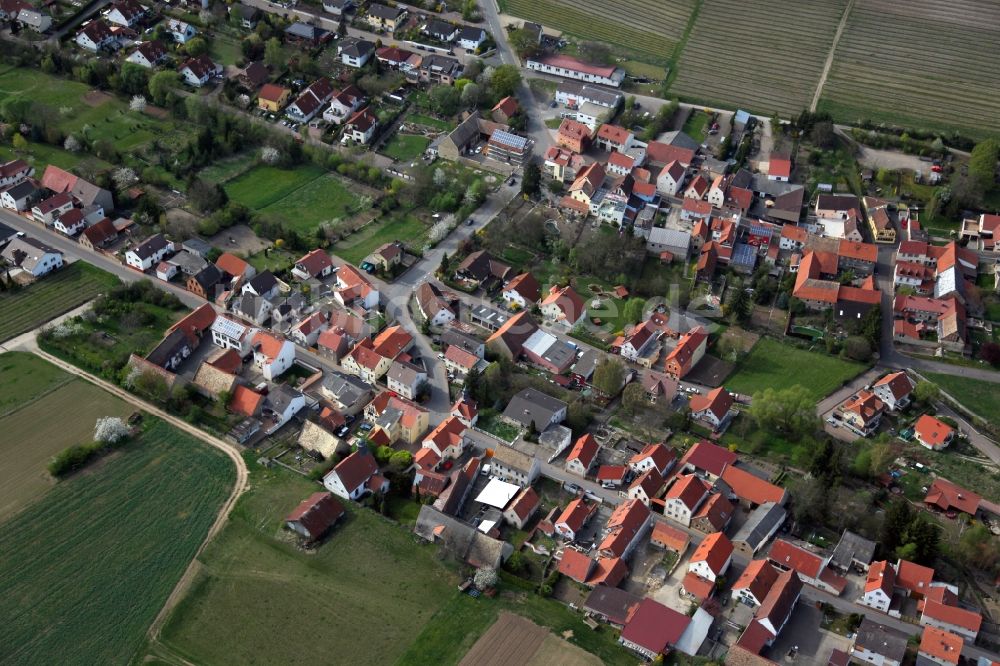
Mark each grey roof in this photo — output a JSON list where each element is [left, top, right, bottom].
[[145, 329, 190, 368], [1, 235, 60, 271], [341, 37, 374, 58], [420, 54, 462, 76], [556, 81, 623, 108], [285, 22, 326, 40], [0, 221, 15, 243], [584, 585, 641, 625], [236, 4, 260, 19], [749, 173, 803, 198], [245, 270, 278, 293], [322, 370, 372, 406], [732, 501, 786, 550], [191, 264, 224, 293], [3, 180, 37, 200], [414, 505, 512, 569], [830, 530, 877, 571], [234, 293, 271, 323], [854, 618, 908, 663], [266, 384, 303, 414], [166, 250, 208, 275], [571, 348, 601, 379], [502, 388, 566, 429], [647, 227, 691, 251], [658, 130, 700, 152], [182, 237, 213, 257], [423, 18, 454, 37], [457, 25, 484, 41], [131, 233, 170, 260], [387, 360, 425, 386], [440, 328, 483, 356], [367, 2, 405, 20]]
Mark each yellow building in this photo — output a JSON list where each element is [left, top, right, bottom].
[[257, 83, 291, 113], [864, 196, 897, 244]]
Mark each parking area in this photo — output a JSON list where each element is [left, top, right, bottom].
[[766, 602, 852, 664]]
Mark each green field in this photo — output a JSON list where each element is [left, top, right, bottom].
[[381, 133, 431, 161], [225, 165, 368, 234], [925, 373, 1000, 429], [0, 353, 134, 518], [0, 418, 235, 665], [406, 113, 455, 131], [155, 467, 456, 665], [726, 336, 865, 401], [0, 143, 113, 173], [0, 262, 119, 344], [334, 213, 428, 265], [209, 34, 243, 66], [198, 151, 257, 184]]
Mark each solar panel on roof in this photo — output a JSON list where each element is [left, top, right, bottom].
[[490, 130, 528, 150]]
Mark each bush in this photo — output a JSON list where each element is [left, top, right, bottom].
[[48, 441, 103, 478]]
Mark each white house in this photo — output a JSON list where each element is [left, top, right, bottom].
[[323, 449, 385, 501], [1, 236, 63, 277], [0, 159, 33, 188], [125, 233, 172, 271], [688, 532, 733, 582], [343, 107, 377, 145], [32, 193, 74, 226], [628, 443, 675, 477], [525, 54, 625, 87], [210, 316, 259, 356], [1, 181, 38, 211], [290, 311, 329, 347], [105, 0, 146, 27], [286, 78, 335, 123], [457, 26, 486, 51], [662, 474, 709, 527], [323, 88, 365, 124], [655, 160, 686, 197], [155, 261, 178, 282], [251, 331, 295, 380], [565, 433, 599, 477], [53, 208, 87, 236], [167, 18, 196, 43], [689, 387, 735, 430], [126, 40, 168, 68], [859, 561, 896, 615], [619, 321, 658, 362], [263, 385, 306, 435], [872, 371, 914, 412], [338, 38, 374, 68], [179, 55, 222, 87], [76, 19, 116, 51], [422, 416, 467, 460]]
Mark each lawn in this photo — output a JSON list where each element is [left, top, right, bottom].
[[224, 164, 326, 209], [0, 418, 235, 665], [681, 109, 710, 142], [154, 466, 457, 665], [198, 151, 257, 184], [925, 373, 1000, 429], [0, 262, 119, 344], [476, 410, 522, 442], [0, 142, 112, 173], [334, 212, 428, 265], [726, 337, 866, 401], [208, 34, 243, 66], [247, 247, 295, 273], [0, 354, 132, 519], [398, 587, 634, 666], [381, 133, 431, 161], [406, 113, 453, 131]]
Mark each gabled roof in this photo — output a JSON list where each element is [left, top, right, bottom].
[[768, 539, 824, 579], [919, 627, 963, 665], [922, 600, 982, 635], [865, 560, 895, 596], [756, 568, 802, 634], [555, 498, 595, 532], [690, 531, 732, 576], [229, 385, 264, 416], [216, 252, 251, 277], [689, 386, 734, 421], [621, 598, 690, 655], [599, 499, 650, 558], [558, 547, 595, 582], [895, 558, 934, 596], [258, 83, 289, 103], [567, 433, 599, 468], [680, 440, 737, 478], [873, 371, 913, 400], [251, 331, 287, 362], [596, 123, 631, 145], [286, 492, 344, 539], [650, 521, 689, 551], [733, 559, 779, 601], [692, 492, 733, 530], [924, 477, 980, 515], [664, 474, 710, 510], [664, 326, 707, 373], [629, 442, 676, 472], [503, 272, 541, 303], [328, 449, 378, 494], [721, 465, 786, 505], [914, 414, 954, 449], [628, 468, 664, 499], [506, 486, 539, 521]]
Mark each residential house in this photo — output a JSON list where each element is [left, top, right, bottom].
[[334, 264, 379, 309], [125, 233, 171, 271], [626, 469, 664, 505], [720, 465, 787, 508], [364, 391, 429, 445], [232, 292, 272, 326], [415, 281, 455, 326], [655, 160, 687, 197], [734, 568, 802, 657], [484, 130, 531, 166], [31, 192, 74, 226], [126, 40, 167, 68], [290, 311, 329, 347], [321, 0, 354, 14], [732, 559, 780, 608], [178, 55, 221, 87], [565, 433, 599, 477], [768, 154, 791, 181], [52, 208, 86, 236], [491, 96, 518, 124], [920, 602, 981, 641], [257, 83, 291, 113], [768, 538, 847, 596], [650, 521, 690, 553], [236, 60, 269, 90], [860, 560, 896, 614], [291, 248, 334, 280], [79, 217, 118, 250], [339, 38, 375, 67], [105, 0, 145, 27], [841, 390, 886, 436], [323, 448, 387, 501], [864, 196, 896, 243], [343, 340, 392, 383], [732, 502, 786, 556], [830, 529, 877, 574], [556, 118, 592, 153], [503, 487, 539, 529], [285, 22, 329, 47], [526, 54, 625, 87], [677, 440, 736, 481], [251, 331, 295, 380], [896, 558, 935, 599], [285, 492, 344, 542], [320, 370, 373, 416], [540, 284, 585, 327], [689, 387, 735, 430], [412, 53, 463, 85], [451, 395, 478, 427], [543, 146, 586, 183], [241, 270, 279, 299], [662, 474, 710, 527], [457, 25, 486, 51], [599, 499, 652, 560], [918, 627, 963, 666], [555, 81, 623, 110], [286, 78, 335, 123], [872, 371, 914, 411], [489, 445, 540, 485], [554, 498, 597, 540], [924, 478, 980, 517], [76, 19, 116, 51], [233, 3, 261, 28], [628, 443, 676, 477], [261, 384, 305, 434], [386, 360, 426, 400], [215, 252, 255, 282], [501, 388, 567, 432], [500, 272, 540, 310], [166, 18, 196, 43], [595, 123, 633, 153], [663, 326, 707, 379], [375, 45, 415, 70], [210, 315, 258, 356], [851, 617, 908, 666], [914, 414, 954, 450], [422, 416, 467, 460], [187, 264, 225, 300], [316, 327, 350, 362], [558, 549, 627, 588], [620, 321, 659, 363], [364, 3, 407, 31], [1, 180, 40, 212], [584, 585, 642, 628], [689, 531, 733, 582], [619, 598, 691, 660], [422, 18, 456, 42]]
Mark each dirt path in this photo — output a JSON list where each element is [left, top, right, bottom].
[[810, 0, 855, 112], [26, 347, 250, 643]]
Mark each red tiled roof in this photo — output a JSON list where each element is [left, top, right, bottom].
[[599, 499, 650, 558], [252, 331, 287, 362], [690, 531, 733, 576], [681, 571, 715, 600], [558, 548, 595, 582], [924, 477, 980, 515], [630, 442, 676, 473], [596, 123, 631, 146], [588, 556, 627, 587], [168, 303, 217, 346], [556, 498, 595, 532], [865, 560, 895, 595], [597, 464, 628, 482], [229, 385, 264, 417], [629, 468, 664, 499], [895, 559, 934, 596], [768, 155, 791, 179], [444, 344, 478, 370], [491, 95, 519, 118], [734, 620, 774, 655], [914, 414, 954, 449], [680, 440, 737, 477], [919, 627, 962, 665], [507, 486, 540, 521], [651, 521, 689, 551], [692, 492, 734, 531], [733, 559, 780, 602], [768, 539, 824, 579], [721, 465, 786, 506], [295, 248, 333, 277], [329, 449, 378, 494], [414, 447, 440, 469], [216, 252, 250, 278], [646, 141, 694, 166], [922, 600, 982, 634], [286, 492, 344, 539], [689, 386, 734, 422], [838, 239, 878, 263], [567, 433, 600, 468], [682, 197, 712, 216], [534, 53, 618, 78], [665, 474, 710, 509], [621, 598, 690, 655], [504, 271, 541, 303], [372, 324, 412, 359]]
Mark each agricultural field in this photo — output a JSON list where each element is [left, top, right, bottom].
[[0, 142, 112, 173], [818, 0, 1000, 136], [725, 336, 866, 402], [671, 0, 849, 115], [224, 165, 369, 235], [0, 353, 132, 519], [0, 418, 235, 665], [153, 467, 456, 665], [334, 212, 429, 265], [381, 133, 432, 161], [499, 0, 696, 63], [457, 613, 601, 666], [0, 262, 118, 344]]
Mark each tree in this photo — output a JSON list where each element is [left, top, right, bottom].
[[912, 381, 940, 404], [64, 135, 81, 152], [264, 37, 284, 69], [521, 161, 541, 197], [724, 286, 751, 324], [119, 63, 149, 96], [979, 341, 1000, 366], [184, 36, 208, 57], [622, 297, 646, 325], [592, 358, 626, 395], [880, 499, 912, 556], [474, 566, 498, 589], [94, 417, 130, 443], [622, 382, 648, 415], [507, 28, 539, 58], [188, 179, 228, 213], [843, 336, 872, 362], [148, 71, 180, 106], [578, 41, 611, 64], [112, 167, 138, 189], [129, 95, 147, 112], [490, 64, 521, 99], [900, 513, 940, 564], [429, 84, 460, 116], [389, 450, 413, 468], [810, 120, 836, 148], [11, 133, 27, 151], [749, 385, 819, 439], [968, 138, 999, 193], [460, 81, 480, 108], [957, 523, 1000, 571], [261, 146, 281, 165]]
